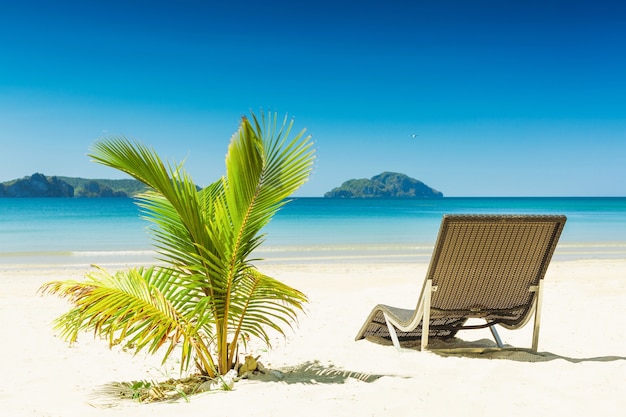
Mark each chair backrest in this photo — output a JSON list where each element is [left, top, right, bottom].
[[424, 214, 566, 327]]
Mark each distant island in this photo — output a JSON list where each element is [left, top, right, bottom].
[[324, 172, 443, 198], [0, 173, 148, 198], [1, 172, 443, 199]]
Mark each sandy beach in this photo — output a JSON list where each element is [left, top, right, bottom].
[[1, 259, 625, 416]]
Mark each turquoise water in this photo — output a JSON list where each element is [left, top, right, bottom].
[[1, 197, 625, 265]]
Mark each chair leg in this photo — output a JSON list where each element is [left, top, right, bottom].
[[531, 280, 545, 352], [383, 312, 401, 349], [383, 279, 435, 351], [421, 279, 433, 352], [489, 325, 504, 348]]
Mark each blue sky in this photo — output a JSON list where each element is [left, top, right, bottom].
[[1, 0, 624, 196]]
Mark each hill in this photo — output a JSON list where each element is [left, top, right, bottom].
[[0, 174, 148, 198], [57, 176, 148, 197], [324, 172, 443, 198]]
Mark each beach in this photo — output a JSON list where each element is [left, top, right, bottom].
[[1, 259, 625, 417], [3, 0, 626, 414]]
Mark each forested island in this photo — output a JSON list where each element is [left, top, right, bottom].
[[0, 173, 147, 198], [324, 172, 443, 198], [1, 171, 443, 199]]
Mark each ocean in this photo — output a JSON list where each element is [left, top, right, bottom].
[[1, 197, 625, 266]]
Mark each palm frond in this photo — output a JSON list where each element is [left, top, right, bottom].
[[219, 113, 314, 267], [39, 266, 216, 375], [213, 112, 314, 370], [89, 139, 212, 267], [228, 268, 307, 352], [43, 111, 315, 378]]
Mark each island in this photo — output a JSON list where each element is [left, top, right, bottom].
[[0, 173, 148, 198], [324, 172, 443, 198]]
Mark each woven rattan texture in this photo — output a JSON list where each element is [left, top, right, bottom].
[[364, 310, 466, 341], [358, 215, 565, 342], [429, 218, 560, 324]]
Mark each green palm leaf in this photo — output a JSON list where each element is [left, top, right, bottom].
[[41, 110, 315, 377], [39, 266, 217, 375]]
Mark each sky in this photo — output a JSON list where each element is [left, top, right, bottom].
[[1, 0, 625, 197]]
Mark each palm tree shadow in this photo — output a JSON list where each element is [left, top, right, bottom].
[[248, 360, 393, 385]]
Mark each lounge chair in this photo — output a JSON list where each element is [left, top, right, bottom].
[[355, 214, 566, 352]]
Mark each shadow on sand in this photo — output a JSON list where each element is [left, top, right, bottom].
[[435, 345, 626, 364], [365, 336, 626, 364], [248, 360, 390, 384]]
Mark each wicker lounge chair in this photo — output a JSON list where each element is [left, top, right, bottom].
[[355, 214, 566, 352]]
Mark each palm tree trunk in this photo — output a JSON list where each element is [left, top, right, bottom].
[[217, 318, 230, 374]]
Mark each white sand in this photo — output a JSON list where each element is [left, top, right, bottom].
[[1, 260, 625, 416]]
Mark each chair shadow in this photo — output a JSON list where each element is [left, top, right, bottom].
[[363, 335, 626, 363], [399, 337, 626, 363], [437, 348, 626, 364]]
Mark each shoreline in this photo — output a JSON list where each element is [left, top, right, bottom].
[[2, 239, 626, 269], [1, 258, 625, 416]]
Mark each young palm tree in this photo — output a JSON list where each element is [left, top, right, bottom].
[[40, 111, 315, 377]]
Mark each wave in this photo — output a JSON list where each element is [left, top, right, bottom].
[[2, 241, 625, 267], [256, 243, 435, 252], [70, 250, 156, 257], [557, 242, 626, 249]]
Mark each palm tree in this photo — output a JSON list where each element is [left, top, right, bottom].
[[40, 111, 315, 377]]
